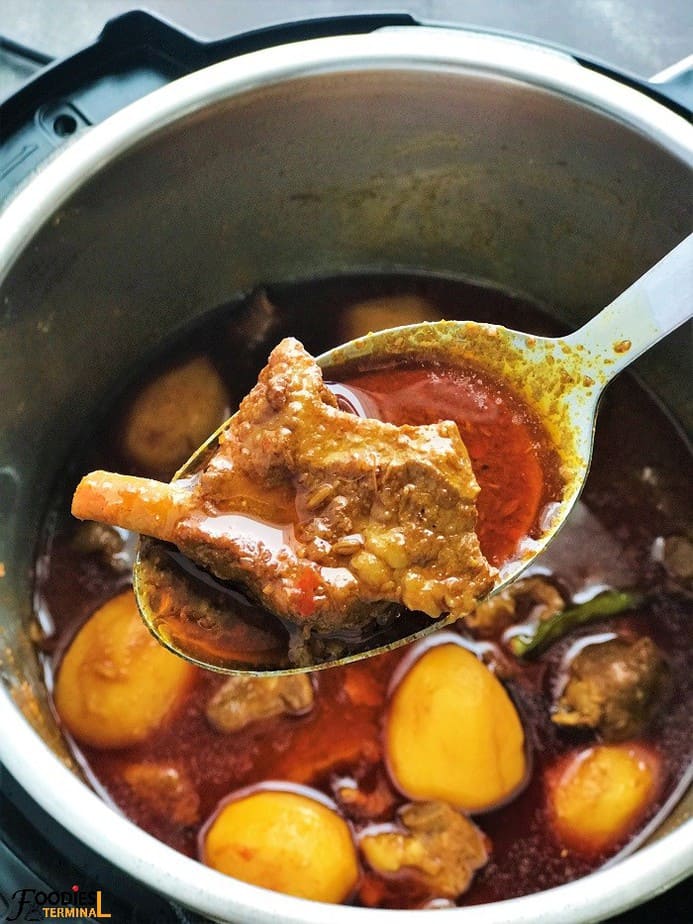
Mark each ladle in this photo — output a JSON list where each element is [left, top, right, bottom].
[[83, 234, 693, 674]]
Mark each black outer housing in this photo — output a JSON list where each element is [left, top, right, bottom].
[[0, 11, 417, 200], [0, 10, 690, 922], [0, 9, 691, 201]]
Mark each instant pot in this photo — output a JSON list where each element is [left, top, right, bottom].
[[0, 11, 691, 924]]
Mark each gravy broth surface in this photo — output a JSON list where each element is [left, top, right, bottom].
[[34, 274, 692, 907]]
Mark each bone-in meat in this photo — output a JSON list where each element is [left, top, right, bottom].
[[72, 339, 494, 632]]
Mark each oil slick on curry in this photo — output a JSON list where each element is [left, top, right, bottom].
[[34, 277, 692, 908]]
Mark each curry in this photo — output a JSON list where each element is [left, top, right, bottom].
[[34, 274, 692, 908]]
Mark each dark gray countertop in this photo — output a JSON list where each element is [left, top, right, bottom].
[[1, 0, 692, 88]]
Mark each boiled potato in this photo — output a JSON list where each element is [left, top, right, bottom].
[[339, 294, 440, 341], [385, 641, 526, 812], [54, 589, 195, 748], [120, 355, 229, 479], [203, 787, 359, 903], [548, 744, 659, 853]]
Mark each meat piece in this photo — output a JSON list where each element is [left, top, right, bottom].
[[123, 762, 200, 827], [341, 663, 385, 707], [72, 338, 494, 633], [229, 288, 283, 353], [70, 521, 128, 571], [657, 535, 693, 585], [335, 776, 399, 823], [552, 636, 668, 741], [466, 576, 564, 638], [359, 801, 489, 899], [206, 674, 314, 733], [334, 765, 399, 822]]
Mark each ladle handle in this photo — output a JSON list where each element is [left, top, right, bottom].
[[565, 233, 693, 382]]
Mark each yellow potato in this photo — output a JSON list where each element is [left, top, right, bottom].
[[339, 294, 440, 341], [54, 589, 195, 749], [120, 355, 229, 479], [548, 744, 658, 853], [203, 787, 359, 903], [385, 641, 526, 812]]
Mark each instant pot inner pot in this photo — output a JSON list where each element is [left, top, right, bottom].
[[1, 64, 690, 792]]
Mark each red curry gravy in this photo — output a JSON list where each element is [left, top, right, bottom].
[[330, 359, 562, 568], [34, 274, 692, 909]]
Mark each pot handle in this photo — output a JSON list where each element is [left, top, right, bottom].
[[2, 12, 689, 202], [0, 10, 419, 201], [648, 55, 693, 113], [97, 9, 420, 64], [0, 9, 420, 137]]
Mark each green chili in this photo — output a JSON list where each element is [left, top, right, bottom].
[[509, 589, 644, 659]]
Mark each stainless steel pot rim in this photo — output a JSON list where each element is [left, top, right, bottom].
[[0, 26, 691, 278], [1, 27, 691, 924], [1, 683, 691, 924]]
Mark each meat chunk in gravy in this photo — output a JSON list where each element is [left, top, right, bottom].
[[72, 339, 494, 632], [552, 636, 668, 741], [466, 576, 564, 637], [360, 801, 489, 899], [123, 762, 200, 827], [206, 674, 314, 733]]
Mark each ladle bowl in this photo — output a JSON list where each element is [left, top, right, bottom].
[[133, 233, 692, 673]]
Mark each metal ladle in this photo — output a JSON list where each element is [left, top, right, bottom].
[[132, 233, 692, 674]]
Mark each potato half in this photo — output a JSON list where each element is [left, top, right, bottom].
[[54, 589, 195, 748], [385, 640, 527, 812], [120, 355, 229, 479], [547, 743, 659, 853], [339, 293, 440, 341], [202, 786, 359, 903]]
